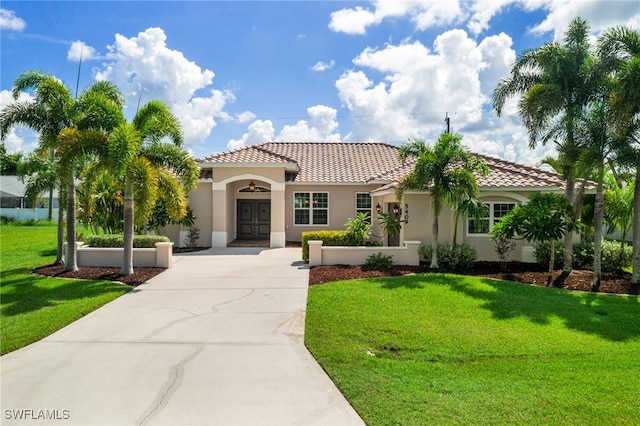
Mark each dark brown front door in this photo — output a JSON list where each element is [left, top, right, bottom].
[[237, 200, 271, 240]]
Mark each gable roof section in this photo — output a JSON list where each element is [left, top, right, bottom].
[[199, 145, 299, 170], [198, 142, 587, 190]]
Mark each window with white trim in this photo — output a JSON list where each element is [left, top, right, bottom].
[[468, 202, 516, 234], [294, 192, 328, 225], [355, 193, 372, 223]]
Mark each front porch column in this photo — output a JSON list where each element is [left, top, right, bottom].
[[212, 182, 227, 247], [270, 183, 286, 248]]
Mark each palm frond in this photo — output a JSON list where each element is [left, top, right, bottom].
[[155, 170, 189, 221], [133, 100, 183, 146], [127, 157, 159, 226]]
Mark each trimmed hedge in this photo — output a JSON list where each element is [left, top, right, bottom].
[[418, 242, 477, 270], [535, 239, 632, 272], [85, 234, 170, 248], [301, 230, 351, 262]]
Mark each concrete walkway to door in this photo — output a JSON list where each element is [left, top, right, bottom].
[[0, 248, 365, 426]]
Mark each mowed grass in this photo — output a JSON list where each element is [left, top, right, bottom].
[[1, 223, 130, 354], [306, 273, 640, 425]]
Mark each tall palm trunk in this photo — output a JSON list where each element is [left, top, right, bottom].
[[452, 212, 459, 247], [592, 162, 604, 291], [65, 173, 78, 272], [431, 201, 440, 269], [547, 240, 556, 287], [55, 186, 64, 265], [632, 168, 640, 285], [563, 172, 576, 272], [121, 178, 134, 276]]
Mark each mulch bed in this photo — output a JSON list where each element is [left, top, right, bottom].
[[34, 260, 637, 295], [309, 261, 638, 295], [33, 264, 166, 286]]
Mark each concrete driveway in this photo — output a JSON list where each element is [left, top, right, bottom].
[[1, 248, 364, 425]]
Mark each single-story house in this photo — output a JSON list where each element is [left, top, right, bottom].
[[0, 175, 59, 221], [165, 142, 578, 262]]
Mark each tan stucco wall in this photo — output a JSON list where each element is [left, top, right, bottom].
[[190, 183, 213, 247], [400, 191, 536, 262], [284, 184, 381, 242], [163, 182, 212, 247]]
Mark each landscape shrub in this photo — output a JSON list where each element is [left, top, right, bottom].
[[601, 240, 632, 272], [572, 240, 594, 269], [85, 234, 170, 248], [534, 241, 564, 269], [301, 230, 351, 262], [344, 212, 372, 246], [494, 235, 517, 271], [365, 252, 394, 268], [419, 242, 477, 270], [184, 226, 200, 249], [534, 239, 631, 272]]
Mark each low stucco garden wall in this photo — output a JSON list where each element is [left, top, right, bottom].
[[308, 240, 421, 267], [64, 242, 174, 268]]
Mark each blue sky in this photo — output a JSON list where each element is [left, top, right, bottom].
[[2, 1, 639, 165]]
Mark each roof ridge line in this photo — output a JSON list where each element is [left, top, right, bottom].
[[477, 153, 563, 186], [253, 143, 299, 165]]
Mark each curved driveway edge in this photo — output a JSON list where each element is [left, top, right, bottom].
[[1, 248, 365, 425]]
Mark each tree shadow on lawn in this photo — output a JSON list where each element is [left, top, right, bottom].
[[1, 267, 129, 317], [381, 273, 640, 342]]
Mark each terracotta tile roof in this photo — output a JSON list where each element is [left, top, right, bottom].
[[197, 142, 591, 190], [199, 145, 298, 168], [199, 142, 402, 183], [476, 154, 567, 189]]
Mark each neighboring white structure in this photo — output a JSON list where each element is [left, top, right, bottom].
[[0, 175, 59, 220]]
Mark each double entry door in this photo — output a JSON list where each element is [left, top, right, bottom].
[[236, 200, 271, 240]]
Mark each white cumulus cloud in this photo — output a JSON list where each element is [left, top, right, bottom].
[[0, 90, 37, 153], [336, 31, 515, 144], [228, 105, 341, 149], [311, 60, 336, 72], [92, 27, 232, 146], [228, 119, 275, 150], [0, 9, 26, 31], [67, 41, 98, 62], [236, 111, 257, 124], [277, 105, 341, 142], [529, 0, 640, 39], [329, 0, 463, 35]]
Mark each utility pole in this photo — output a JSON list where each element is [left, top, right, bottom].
[[444, 112, 450, 133]]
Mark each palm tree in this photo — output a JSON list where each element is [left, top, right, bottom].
[[0, 71, 124, 270], [576, 102, 618, 291], [77, 163, 125, 235], [16, 149, 58, 219], [398, 133, 488, 268], [1, 71, 74, 264], [493, 17, 599, 273], [603, 171, 633, 256], [107, 100, 199, 275], [597, 26, 640, 284]]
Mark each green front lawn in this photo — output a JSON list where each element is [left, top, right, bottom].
[[306, 273, 640, 425], [1, 223, 130, 354]]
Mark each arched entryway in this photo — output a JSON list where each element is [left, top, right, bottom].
[[234, 182, 271, 245], [212, 174, 286, 248]]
